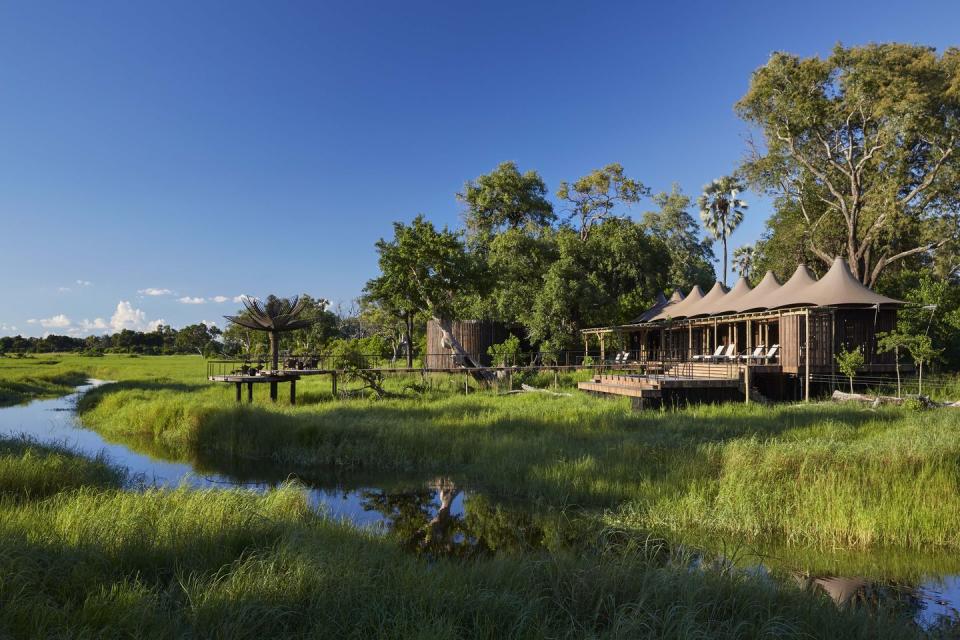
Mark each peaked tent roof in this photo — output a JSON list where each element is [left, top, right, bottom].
[[700, 277, 753, 315], [679, 281, 730, 318], [629, 291, 668, 323], [804, 257, 903, 307], [731, 271, 782, 313], [650, 285, 703, 321], [761, 264, 819, 309]]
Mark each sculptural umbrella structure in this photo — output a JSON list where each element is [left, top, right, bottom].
[[224, 295, 317, 373]]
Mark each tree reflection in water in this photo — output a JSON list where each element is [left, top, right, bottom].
[[359, 478, 551, 559]]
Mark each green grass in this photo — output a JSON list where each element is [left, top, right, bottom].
[[75, 369, 960, 551], [0, 434, 928, 639]]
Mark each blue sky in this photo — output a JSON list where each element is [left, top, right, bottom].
[[2, 0, 957, 336]]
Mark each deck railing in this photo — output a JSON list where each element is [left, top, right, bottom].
[[205, 348, 770, 380]]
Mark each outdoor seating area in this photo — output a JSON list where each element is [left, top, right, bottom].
[[580, 258, 903, 404]]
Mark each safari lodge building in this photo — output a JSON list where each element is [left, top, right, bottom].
[[579, 257, 903, 404]]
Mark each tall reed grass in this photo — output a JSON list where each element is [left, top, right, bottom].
[[0, 435, 925, 639]]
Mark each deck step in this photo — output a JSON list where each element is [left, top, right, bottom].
[[578, 381, 663, 398]]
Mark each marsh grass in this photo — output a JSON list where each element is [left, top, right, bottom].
[[75, 365, 960, 550], [0, 435, 924, 639]]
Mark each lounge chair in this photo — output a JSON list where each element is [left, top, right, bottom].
[[694, 345, 725, 362], [714, 344, 737, 362], [739, 345, 766, 362], [760, 344, 779, 363]]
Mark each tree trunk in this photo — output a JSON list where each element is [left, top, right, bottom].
[[722, 235, 728, 287], [269, 332, 279, 371], [895, 346, 901, 398], [405, 312, 414, 368], [919, 361, 924, 396], [432, 316, 494, 381]]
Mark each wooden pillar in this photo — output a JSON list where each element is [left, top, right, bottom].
[[804, 309, 811, 402], [331, 371, 338, 398], [688, 324, 693, 360], [289, 379, 296, 405], [269, 381, 278, 402], [744, 319, 752, 404], [235, 382, 242, 403], [247, 382, 253, 403], [599, 333, 605, 362]]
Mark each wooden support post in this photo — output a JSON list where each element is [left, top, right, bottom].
[[804, 309, 811, 402], [331, 372, 338, 399], [744, 319, 752, 404], [235, 382, 242, 403], [270, 381, 278, 402], [599, 333, 605, 363], [247, 382, 253, 403], [289, 380, 296, 405]]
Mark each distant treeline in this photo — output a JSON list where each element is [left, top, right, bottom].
[[1, 296, 428, 360], [0, 324, 225, 357]]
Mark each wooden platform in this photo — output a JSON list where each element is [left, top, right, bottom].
[[578, 367, 748, 409], [208, 374, 300, 383]]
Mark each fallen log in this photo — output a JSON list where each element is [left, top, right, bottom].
[[830, 390, 946, 409], [831, 390, 905, 406], [499, 384, 571, 398]]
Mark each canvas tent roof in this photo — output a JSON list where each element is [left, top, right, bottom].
[[698, 277, 753, 316], [803, 257, 903, 307], [649, 285, 704, 321], [731, 271, 781, 313], [758, 264, 819, 310], [623, 259, 901, 328], [678, 281, 730, 318]]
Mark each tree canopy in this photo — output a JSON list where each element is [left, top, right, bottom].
[[457, 161, 555, 245], [738, 43, 960, 287]]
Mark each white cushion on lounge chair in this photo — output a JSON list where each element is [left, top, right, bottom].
[[694, 345, 725, 362], [717, 344, 736, 362], [740, 345, 766, 361]]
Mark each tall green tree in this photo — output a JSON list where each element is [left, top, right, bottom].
[[641, 184, 716, 291], [365, 215, 487, 368], [732, 245, 756, 281], [738, 43, 960, 287], [527, 221, 669, 347], [457, 161, 554, 248], [698, 176, 748, 286], [557, 163, 649, 241]]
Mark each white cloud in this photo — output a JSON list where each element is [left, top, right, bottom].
[[0, 323, 17, 333], [110, 301, 159, 332], [201, 319, 219, 328], [58, 286, 72, 293], [211, 295, 230, 303], [79, 318, 109, 332], [76, 280, 92, 287], [28, 314, 72, 329], [139, 288, 173, 296], [178, 296, 206, 305], [233, 295, 249, 303]]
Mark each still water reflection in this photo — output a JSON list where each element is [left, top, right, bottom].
[[2, 381, 958, 629]]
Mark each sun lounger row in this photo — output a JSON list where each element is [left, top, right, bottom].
[[692, 344, 779, 363]]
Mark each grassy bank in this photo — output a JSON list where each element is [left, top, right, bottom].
[[74, 365, 960, 550], [0, 434, 928, 639]]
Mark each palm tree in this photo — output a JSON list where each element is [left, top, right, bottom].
[[224, 295, 317, 372], [732, 244, 755, 280], [698, 176, 748, 286]]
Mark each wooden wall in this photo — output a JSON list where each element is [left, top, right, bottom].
[[780, 314, 801, 373], [425, 320, 509, 368]]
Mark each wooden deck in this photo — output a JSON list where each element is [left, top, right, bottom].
[[577, 362, 767, 408]]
